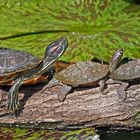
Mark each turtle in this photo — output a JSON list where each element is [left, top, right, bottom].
[[0, 37, 68, 111], [109, 50, 140, 100], [42, 48, 123, 102]]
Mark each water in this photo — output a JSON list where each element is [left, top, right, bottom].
[[0, 126, 140, 140], [97, 128, 140, 140]]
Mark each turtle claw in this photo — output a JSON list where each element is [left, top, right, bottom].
[[7, 100, 20, 111], [7, 92, 19, 111]]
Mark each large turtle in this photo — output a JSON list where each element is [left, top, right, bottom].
[[0, 37, 68, 111], [42, 49, 123, 102], [109, 50, 140, 100]]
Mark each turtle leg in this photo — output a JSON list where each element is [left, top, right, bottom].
[[99, 76, 109, 94], [7, 78, 23, 111], [42, 78, 72, 102], [99, 79, 106, 92], [41, 78, 61, 92], [56, 85, 72, 102], [106, 79, 129, 100], [117, 82, 129, 100]]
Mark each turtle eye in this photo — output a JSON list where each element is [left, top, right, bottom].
[[45, 38, 68, 59]]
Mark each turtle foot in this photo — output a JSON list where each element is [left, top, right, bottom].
[[116, 82, 129, 101], [57, 92, 67, 102], [42, 78, 61, 92], [101, 90, 108, 95], [7, 100, 20, 111], [7, 78, 23, 111], [117, 88, 127, 101], [56, 85, 72, 102]]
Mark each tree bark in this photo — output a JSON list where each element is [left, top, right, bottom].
[[0, 81, 140, 130]]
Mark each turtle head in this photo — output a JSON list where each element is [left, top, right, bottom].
[[109, 48, 123, 73], [40, 37, 68, 73], [45, 37, 68, 61]]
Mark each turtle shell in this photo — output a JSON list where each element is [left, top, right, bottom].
[[110, 59, 140, 80], [55, 61, 109, 86], [0, 48, 39, 85]]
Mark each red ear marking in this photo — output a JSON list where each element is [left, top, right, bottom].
[[50, 45, 58, 53]]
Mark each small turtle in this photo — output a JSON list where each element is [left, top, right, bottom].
[[109, 50, 140, 100], [0, 37, 68, 111], [42, 49, 123, 102]]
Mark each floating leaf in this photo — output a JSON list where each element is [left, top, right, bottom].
[[0, 127, 96, 139], [0, 0, 140, 61]]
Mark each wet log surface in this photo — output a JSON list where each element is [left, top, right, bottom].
[[0, 81, 140, 130]]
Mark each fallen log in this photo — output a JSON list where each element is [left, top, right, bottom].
[[0, 82, 140, 130]]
